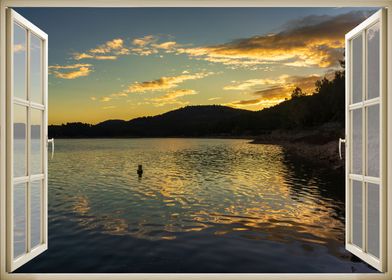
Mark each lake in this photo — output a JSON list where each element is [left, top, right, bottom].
[[17, 138, 376, 273]]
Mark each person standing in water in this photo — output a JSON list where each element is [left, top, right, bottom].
[[137, 165, 143, 178]]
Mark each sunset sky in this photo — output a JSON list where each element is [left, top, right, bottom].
[[16, 8, 376, 125]]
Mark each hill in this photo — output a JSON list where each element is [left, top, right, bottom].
[[49, 105, 254, 138], [49, 68, 345, 139]]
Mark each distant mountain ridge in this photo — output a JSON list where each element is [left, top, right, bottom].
[[49, 69, 345, 138], [49, 105, 255, 138]]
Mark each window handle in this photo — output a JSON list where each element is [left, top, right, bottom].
[[339, 138, 346, 160], [48, 138, 54, 159]]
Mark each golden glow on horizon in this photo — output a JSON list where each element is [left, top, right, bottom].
[[47, 10, 370, 125]]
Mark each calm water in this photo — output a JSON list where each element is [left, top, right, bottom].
[[17, 138, 375, 273]]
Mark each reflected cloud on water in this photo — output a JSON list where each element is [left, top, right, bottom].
[[62, 138, 344, 255]]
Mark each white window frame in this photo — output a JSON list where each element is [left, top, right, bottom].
[[345, 9, 387, 272], [0, 1, 391, 280], [6, 8, 48, 272]]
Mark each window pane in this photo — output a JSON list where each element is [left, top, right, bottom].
[[352, 109, 362, 174], [367, 23, 380, 100], [31, 109, 43, 175], [14, 182, 26, 258], [367, 183, 380, 258], [367, 105, 380, 177], [352, 180, 363, 248], [13, 23, 27, 100], [31, 180, 42, 249], [352, 34, 363, 104], [14, 105, 27, 177], [30, 34, 43, 104]]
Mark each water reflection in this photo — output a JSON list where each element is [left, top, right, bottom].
[[18, 138, 376, 272], [56, 139, 343, 240]]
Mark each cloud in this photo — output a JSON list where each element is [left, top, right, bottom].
[[227, 97, 287, 109], [73, 38, 129, 60], [208, 97, 221, 101], [127, 11, 370, 68], [94, 55, 118, 60], [49, 63, 93, 79], [131, 35, 184, 56], [89, 38, 127, 54], [176, 11, 372, 68], [225, 74, 326, 109], [73, 53, 94, 60], [103, 106, 116, 110], [131, 35, 160, 56], [132, 35, 158, 47], [74, 52, 118, 60], [252, 86, 290, 99], [111, 92, 128, 98], [14, 44, 25, 53], [225, 74, 321, 93], [131, 36, 181, 56], [131, 48, 158, 56], [148, 89, 196, 107], [49, 63, 93, 70], [100, 97, 112, 102], [150, 89, 197, 102], [230, 98, 265, 106], [224, 75, 289, 91], [97, 71, 212, 105], [153, 41, 177, 49], [151, 41, 178, 53], [124, 72, 213, 94]]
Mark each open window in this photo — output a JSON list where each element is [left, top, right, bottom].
[[1, 4, 389, 277], [345, 9, 386, 272], [6, 9, 48, 272]]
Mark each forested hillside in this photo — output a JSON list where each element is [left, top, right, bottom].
[[49, 67, 345, 138]]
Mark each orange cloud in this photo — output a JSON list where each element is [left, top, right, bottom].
[[132, 35, 158, 47], [151, 41, 178, 53], [49, 63, 93, 79], [149, 89, 197, 107], [226, 96, 287, 109], [150, 89, 197, 102], [73, 53, 94, 60], [89, 38, 127, 54], [131, 48, 158, 56], [176, 11, 372, 69], [131, 35, 160, 56], [130, 35, 185, 57], [224, 75, 289, 91], [49, 63, 93, 70], [100, 97, 112, 102], [124, 72, 213, 94], [97, 72, 212, 104], [225, 74, 327, 110], [74, 38, 129, 60], [225, 74, 321, 93]]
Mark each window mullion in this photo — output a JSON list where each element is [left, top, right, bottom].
[[26, 29, 31, 254]]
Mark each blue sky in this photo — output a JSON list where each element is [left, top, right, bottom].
[[15, 7, 376, 124]]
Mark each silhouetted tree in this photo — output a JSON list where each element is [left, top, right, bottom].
[[291, 87, 306, 99], [49, 64, 346, 138]]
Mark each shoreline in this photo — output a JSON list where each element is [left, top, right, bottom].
[[51, 124, 345, 170], [250, 125, 345, 170]]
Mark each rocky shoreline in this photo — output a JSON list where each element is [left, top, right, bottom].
[[250, 123, 345, 171]]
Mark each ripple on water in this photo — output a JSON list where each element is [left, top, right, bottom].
[[16, 139, 377, 273]]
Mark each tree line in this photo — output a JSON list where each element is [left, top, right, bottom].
[[49, 65, 345, 138]]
